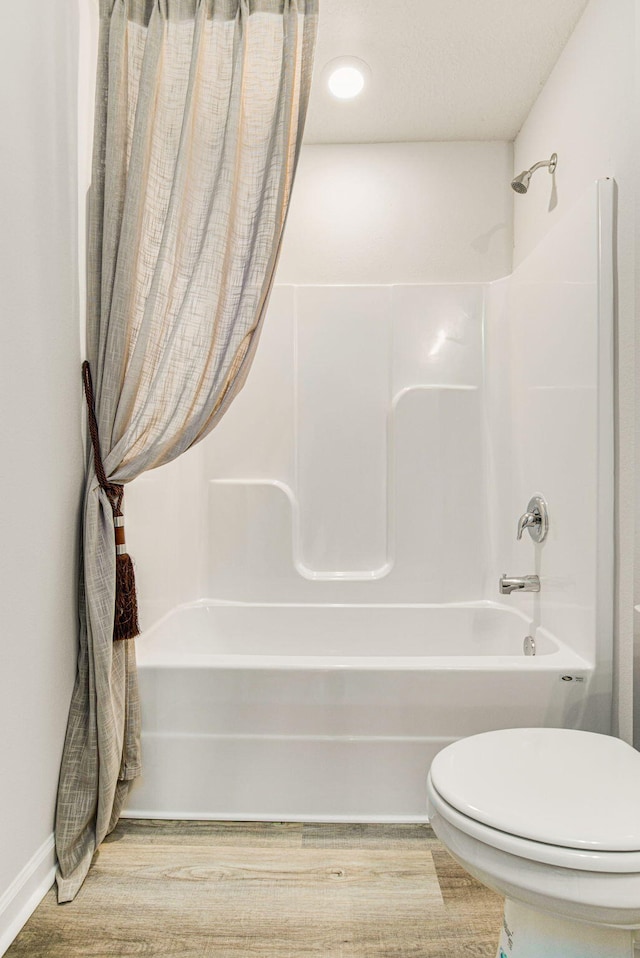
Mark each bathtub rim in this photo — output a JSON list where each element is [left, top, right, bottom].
[[135, 598, 594, 673]]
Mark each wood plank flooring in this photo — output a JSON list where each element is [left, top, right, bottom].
[[7, 822, 504, 957]]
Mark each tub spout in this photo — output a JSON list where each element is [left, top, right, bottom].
[[499, 574, 540, 595]]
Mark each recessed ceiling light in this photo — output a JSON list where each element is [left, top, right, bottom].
[[324, 57, 370, 100]]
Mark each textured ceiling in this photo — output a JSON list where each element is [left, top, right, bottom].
[[304, 0, 590, 143]]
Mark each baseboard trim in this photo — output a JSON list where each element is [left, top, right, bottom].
[[122, 810, 431, 824], [0, 835, 56, 958]]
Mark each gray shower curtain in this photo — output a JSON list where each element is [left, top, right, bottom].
[[55, 0, 317, 902]]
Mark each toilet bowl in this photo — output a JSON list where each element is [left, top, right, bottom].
[[426, 728, 640, 958]]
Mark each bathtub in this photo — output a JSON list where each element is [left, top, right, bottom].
[[124, 600, 593, 822]]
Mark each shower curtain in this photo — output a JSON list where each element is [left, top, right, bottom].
[[55, 0, 317, 902]]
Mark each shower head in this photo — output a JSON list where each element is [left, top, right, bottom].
[[510, 170, 532, 194], [510, 153, 557, 194]]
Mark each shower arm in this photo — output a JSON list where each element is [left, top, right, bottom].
[[528, 160, 550, 174], [527, 154, 558, 176]]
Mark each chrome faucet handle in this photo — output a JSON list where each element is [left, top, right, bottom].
[[517, 512, 540, 540], [516, 496, 549, 543]]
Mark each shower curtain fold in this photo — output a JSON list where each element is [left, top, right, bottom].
[[55, 0, 316, 901]]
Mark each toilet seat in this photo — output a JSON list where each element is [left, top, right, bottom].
[[427, 772, 640, 873], [429, 727, 640, 854]]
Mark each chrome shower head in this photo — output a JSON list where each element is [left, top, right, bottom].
[[510, 170, 532, 194], [510, 153, 557, 194]]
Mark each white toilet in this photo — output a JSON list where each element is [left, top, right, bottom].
[[427, 728, 640, 958]]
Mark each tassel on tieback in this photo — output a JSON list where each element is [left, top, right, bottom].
[[82, 361, 140, 641], [113, 516, 140, 641]]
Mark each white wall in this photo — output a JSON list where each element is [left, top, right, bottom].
[[277, 142, 514, 284], [512, 0, 636, 742], [0, 2, 83, 950]]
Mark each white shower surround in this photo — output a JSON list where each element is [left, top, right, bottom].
[[125, 180, 613, 821]]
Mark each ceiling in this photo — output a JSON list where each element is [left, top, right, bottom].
[[304, 0, 590, 144]]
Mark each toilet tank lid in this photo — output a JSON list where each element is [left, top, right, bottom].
[[430, 728, 640, 852]]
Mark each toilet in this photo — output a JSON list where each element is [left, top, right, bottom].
[[427, 728, 640, 958]]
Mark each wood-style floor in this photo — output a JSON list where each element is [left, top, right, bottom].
[[7, 822, 504, 957]]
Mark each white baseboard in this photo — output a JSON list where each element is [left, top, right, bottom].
[[122, 809, 430, 824], [0, 835, 56, 958]]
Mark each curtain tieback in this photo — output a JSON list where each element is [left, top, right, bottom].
[[81, 361, 140, 641]]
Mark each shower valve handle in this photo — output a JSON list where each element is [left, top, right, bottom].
[[516, 496, 549, 544]]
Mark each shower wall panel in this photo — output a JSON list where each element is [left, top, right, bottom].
[[201, 283, 486, 605], [392, 387, 484, 601], [484, 181, 613, 695], [391, 285, 483, 389], [296, 286, 391, 576]]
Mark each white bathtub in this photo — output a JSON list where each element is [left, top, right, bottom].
[[124, 601, 594, 822]]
